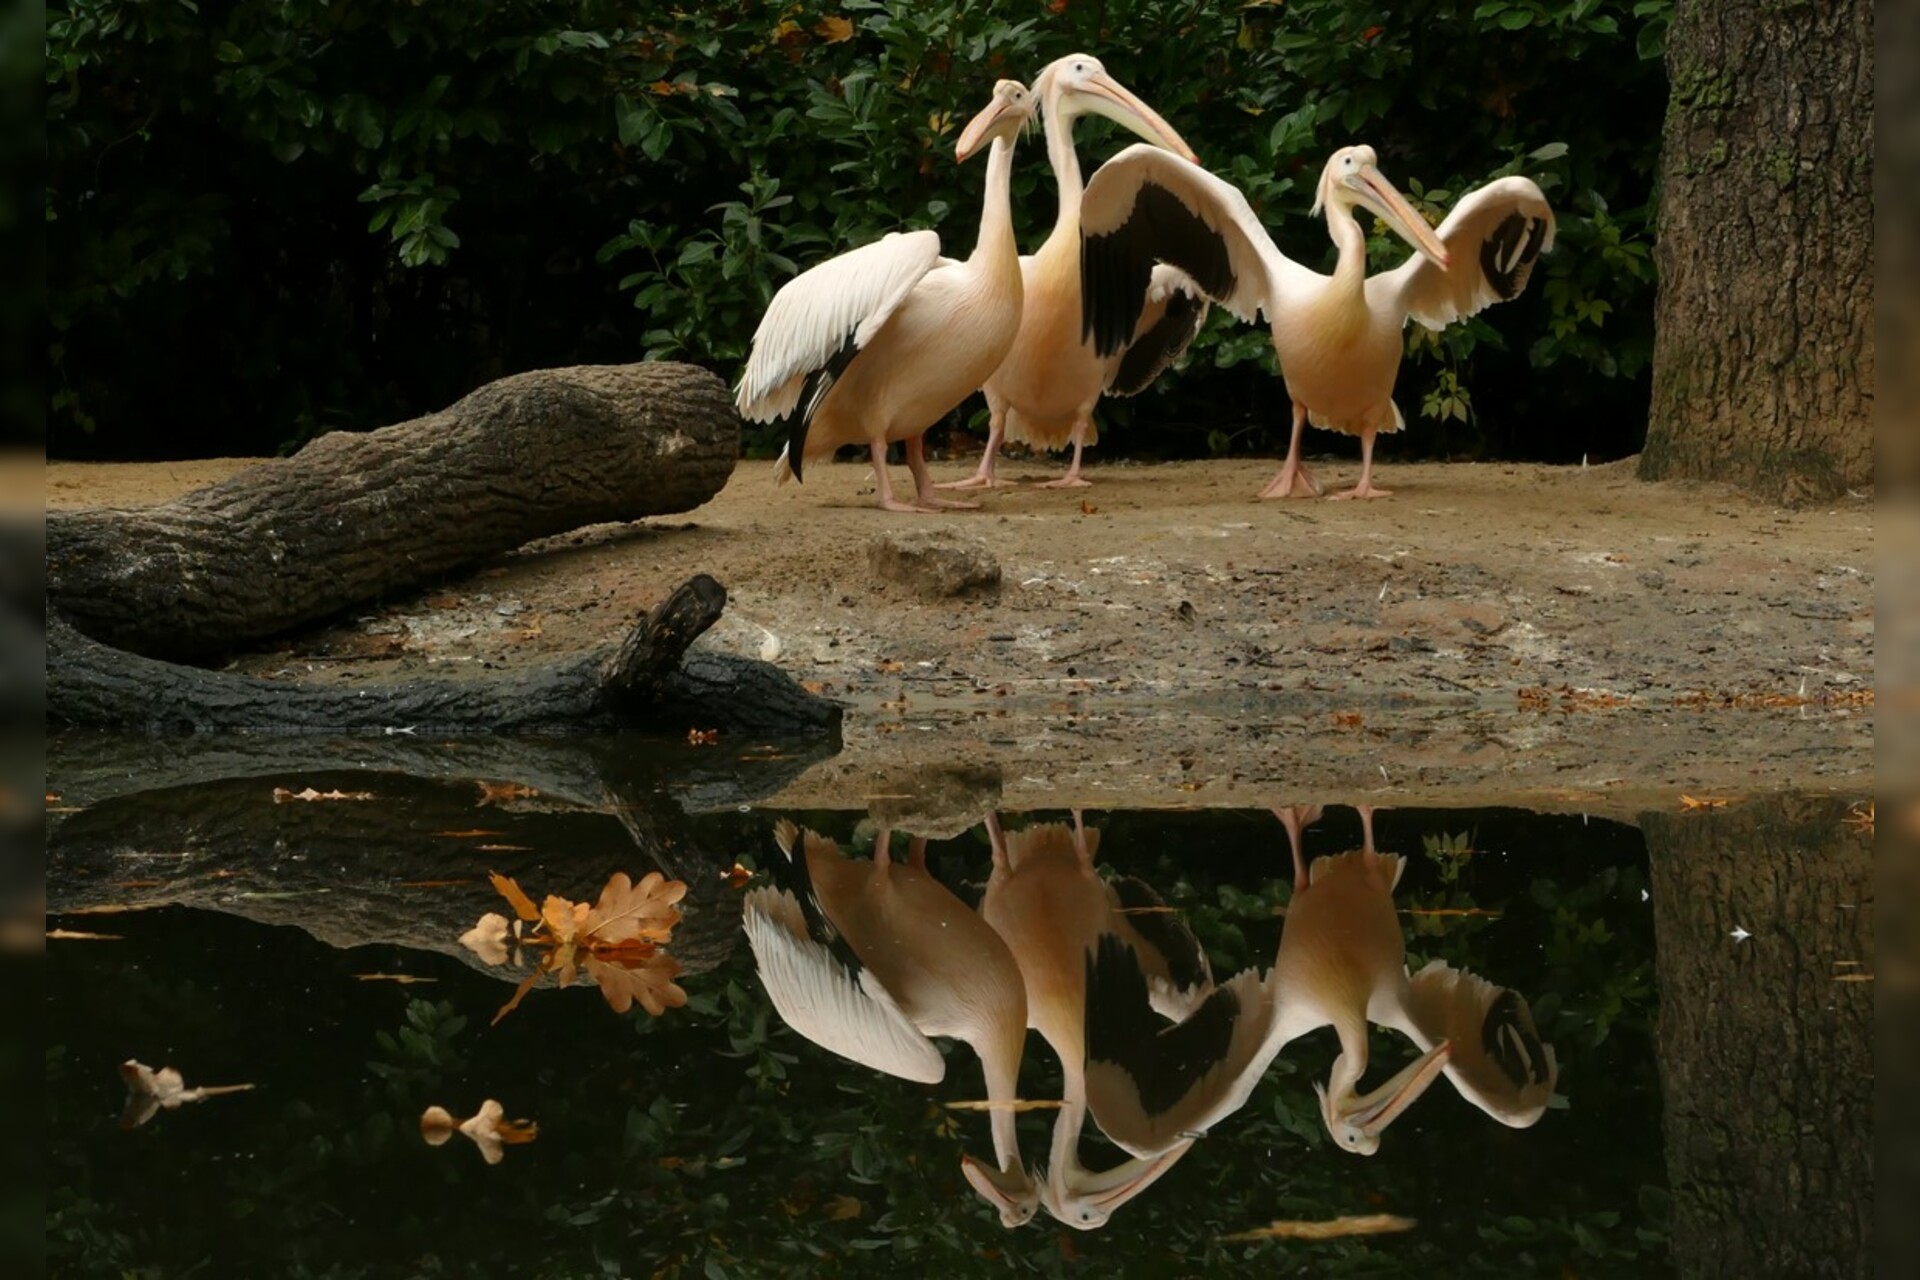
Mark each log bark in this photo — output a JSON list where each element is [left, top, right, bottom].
[[1641, 0, 1874, 501], [1641, 795, 1872, 1279], [46, 575, 841, 737], [46, 362, 739, 661]]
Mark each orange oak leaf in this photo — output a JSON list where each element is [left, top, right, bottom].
[[585, 951, 687, 1017], [584, 871, 685, 946], [488, 871, 540, 922]]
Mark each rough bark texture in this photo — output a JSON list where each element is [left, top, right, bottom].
[[44, 732, 835, 980], [45, 575, 838, 737], [1642, 0, 1874, 502], [46, 362, 739, 660], [1641, 795, 1872, 1279]]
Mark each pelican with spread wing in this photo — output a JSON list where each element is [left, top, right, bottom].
[[937, 55, 1206, 492], [1080, 145, 1554, 498], [736, 80, 1034, 512]]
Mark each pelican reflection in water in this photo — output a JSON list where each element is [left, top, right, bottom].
[[742, 807, 1558, 1230]]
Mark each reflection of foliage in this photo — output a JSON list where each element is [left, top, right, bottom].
[[48, 809, 1668, 1276]]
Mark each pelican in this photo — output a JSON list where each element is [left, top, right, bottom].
[[742, 819, 1039, 1225], [940, 55, 1206, 492], [1080, 144, 1555, 498], [1382, 958, 1559, 1130], [978, 811, 1210, 1228], [736, 80, 1034, 512]]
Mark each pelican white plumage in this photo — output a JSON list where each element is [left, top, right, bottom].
[[978, 811, 1211, 1229], [742, 819, 1039, 1226], [1381, 958, 1559, 1129], [735, 80, 1035, 513], [1080, 144, 1555, 498], [937, 55, 1206, 492]]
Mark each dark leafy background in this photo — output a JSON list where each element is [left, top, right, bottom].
[[48, 804, 1666, 1278], [47, 1, 1668, 463]]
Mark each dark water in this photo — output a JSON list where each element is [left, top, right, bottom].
[[44, 750, 1871, 1278]]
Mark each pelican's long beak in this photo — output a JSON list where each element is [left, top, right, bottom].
[[962, 1153, 1039, 1228], [1043, 1141, 1192, 1228], [1346, 1040, 1452, 1138], [956, 94, 1020, 163], [1356, 165, 1451, 271], [1074, 72, 1199, 164]]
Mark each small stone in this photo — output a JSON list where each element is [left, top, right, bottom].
[[868, 528, 1001, 600]]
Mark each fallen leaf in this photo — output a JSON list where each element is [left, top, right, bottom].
[[1843, 801, 1874, 834], [585, 871, 686, 946], [585, 951, 687, 1017], [488, 871, 541, 923], [814, 15, 855, 43], [473, 844, 532, 853], [1679, 794, 1732, 811], [1832, 973, 1874, 983], [1113, 905, 1179, 915], [1332, 711, 1364, 728], [352, 972, 437, 985], [119, 1060, 255, 1129], [1080, 499, 1099, 515], [47, 928, 122, 941], [273, 786, 375, 803], [435, 830, 507, 839], [943, 1098, 1064, 1113], [1221, 1214, 1416, 1242], [825, 1193, 864, 1221], [877, 658, 905, 674], [421, 1100, 537, 1164], [722, 863, 754, 889], [476, 780, 538, 806], [460, 912, 514, 966], [687, 727, 719, 746]]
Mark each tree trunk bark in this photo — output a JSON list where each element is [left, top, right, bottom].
[[46, 362, 739, 661], [1641, 795, 1872, 1279], [1641, 0, 1873, 502], [45, 576, 839, 737]]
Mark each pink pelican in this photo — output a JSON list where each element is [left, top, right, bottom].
[[1080, 145, 1555, 498], [735, 80, 1034, 512]]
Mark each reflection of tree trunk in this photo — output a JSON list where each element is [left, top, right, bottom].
[[1642, 796, 1872, 1278], [44, 732, 836, 978]]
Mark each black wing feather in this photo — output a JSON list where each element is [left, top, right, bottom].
[[1085, 933, 1241, 1119]]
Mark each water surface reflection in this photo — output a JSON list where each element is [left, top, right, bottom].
[[46, 758, 1868, 1276]]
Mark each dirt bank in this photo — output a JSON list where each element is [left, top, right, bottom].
[[47, 453, 1875, 817]]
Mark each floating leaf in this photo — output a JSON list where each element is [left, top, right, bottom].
[[944, 1098, 1063, 1113], [814, 16, 855, 43], [352, 972, 438, 985], [1678, 794, 1732, 812], [584, 871, 686, 946], [1221, 1213, 1416, 1242], [460, 912, 513, 965], [488, 871, 541, 922], [273, 786, 375, 803], [47, 928, 122, 941], [119, 1060, 255, 1129], [585, 951, 687, 1016], [476, 780, 538, 806], [420, 1100, 536, 1164]]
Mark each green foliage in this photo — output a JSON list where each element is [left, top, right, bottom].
[[49, 1, 1668, 462]]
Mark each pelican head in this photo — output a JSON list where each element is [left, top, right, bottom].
[[1314, 1040, 1452, 1156], [961, 1152, 1040, 1228], [1040, 1143, 1191, 1231], [1035, 54, 1198, 164], [956, 79, 1036, 162], [1312, 145, 1450, 270]]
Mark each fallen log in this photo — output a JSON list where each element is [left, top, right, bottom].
[[47, 574, 840, 736], [47, 362, 738, 661]]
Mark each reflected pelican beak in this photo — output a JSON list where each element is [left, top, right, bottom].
[[957, 93, 1021, 163], [962, 1153, 1039, 1227], [1073, 72, 1199, 164], [1045, 1140, 1192, 1229], [1347, 1040, 1452, 1138], [1356, 165, 1451, 270]]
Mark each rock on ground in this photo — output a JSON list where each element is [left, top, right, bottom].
[[867, 527, 1001, 599]]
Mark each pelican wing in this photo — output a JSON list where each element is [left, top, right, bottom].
[[1108, 874, 1214, 1019], [1083, 933, 1276, 1158], [734, 229, 945, 424], [1080, 145, 1309, 357], [1105, 266, 1210, 397], [1370, 176, 1555, 332], [1386, 959, 1558, 1128], [743, 886, 946, 1084]]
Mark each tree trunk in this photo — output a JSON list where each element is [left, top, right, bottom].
[[45, 576, 839, 737], [46, 362, 739, 661], [1641, 0, 1873, 502], [1641, 795, 1872, 1279]]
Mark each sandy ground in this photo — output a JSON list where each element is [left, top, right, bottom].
[[47, 453, 1875, 817]]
